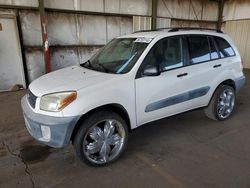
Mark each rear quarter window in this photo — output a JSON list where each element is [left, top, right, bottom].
[[214, 37, 235, 58]]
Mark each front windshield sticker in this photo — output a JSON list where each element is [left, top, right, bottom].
[[134, 37, 152, 43]]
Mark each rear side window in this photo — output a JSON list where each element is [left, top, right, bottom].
[[209, 37, 219, 60], [188, 36, 210, 64], [214, 37, 235, 58]]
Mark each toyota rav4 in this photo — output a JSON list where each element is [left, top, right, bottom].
[[21, 28, 245, 166]]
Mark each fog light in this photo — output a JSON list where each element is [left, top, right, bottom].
[[41, 125, 51, 141]]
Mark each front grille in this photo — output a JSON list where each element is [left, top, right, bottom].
[[27, 89, 37, 108]]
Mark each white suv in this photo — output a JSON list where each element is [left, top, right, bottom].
[[21, 28, 245, 166]]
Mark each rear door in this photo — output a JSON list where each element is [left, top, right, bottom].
[[181, 35, 222, 108], [213, 36, 237, 70]]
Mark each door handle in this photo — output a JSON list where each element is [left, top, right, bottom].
[[177, 73, 188, 78], [213, 64, 221, 68]]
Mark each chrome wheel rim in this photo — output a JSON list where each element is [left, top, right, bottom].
[[83, 119, 126, 164], [217, 88, 235, 119]]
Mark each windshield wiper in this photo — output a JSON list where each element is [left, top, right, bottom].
[[81, 60, 111, 73], [81, 60, 93, 69], [95, 63, 110, 73]]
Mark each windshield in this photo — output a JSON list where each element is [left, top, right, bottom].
[[81, 38, 150, 74]]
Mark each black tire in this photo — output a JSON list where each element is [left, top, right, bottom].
[[205, 85, 235, 121], [73, 110, 128, 167]]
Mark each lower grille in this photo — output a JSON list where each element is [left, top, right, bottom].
[[27, 89, 37, 108]]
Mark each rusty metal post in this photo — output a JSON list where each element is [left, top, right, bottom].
[[39, 0, 51, 73], [151, 0, 158, 30], [217, 0, 225, 30]]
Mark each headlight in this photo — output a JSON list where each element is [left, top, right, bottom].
[[40, 91, 77, 112]]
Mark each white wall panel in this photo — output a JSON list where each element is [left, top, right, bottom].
[[107, 17, 120, 41], [78, 15, 107, 45], [133, 16, 151, 32], [202, 1, 218, 21], [224, 0, 250, 21], [0, 0, 11, 5], [44, 0, 151, 16], [79, 0, 104, 12], [156, 17, 171, 29], [46, 12, 132, 46], [225, 20, 250, 69], [78, 47, 101, 63], [0, 0, 38, 7], [171, 20, 216, 29], [44, 0, 75, 10], [107, 17, 133, 41], [120, 17, 133, 35], [0, 15, 26, 90], [47, 12, 78, 45], [50, 48, 79, 71], [104, 0, 120, 13], [25, 50, 45, 82], [19, 11, 42, 46], [120, 0, 151, 16], [157, 0, 218, 21], [50, 47, 102, 71], [25, 47, 102, 82]]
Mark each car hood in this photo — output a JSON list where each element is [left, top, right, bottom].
[[29, 66, 117, 97]]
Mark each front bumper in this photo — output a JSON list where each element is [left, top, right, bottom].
[[21, 96, 80, 148]]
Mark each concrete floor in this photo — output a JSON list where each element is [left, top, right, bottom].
[[0, 70, 250, 188]]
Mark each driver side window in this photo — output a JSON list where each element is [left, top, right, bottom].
[[142, 36, 183, 72]]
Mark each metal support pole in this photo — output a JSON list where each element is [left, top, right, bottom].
[[16, 10, 29, 85], [217, 0, 225, 30], [151, 0, 158, 30], [39, 0, 51, 73]]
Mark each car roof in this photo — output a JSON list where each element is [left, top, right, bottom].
[[118, 28, 227, 39]]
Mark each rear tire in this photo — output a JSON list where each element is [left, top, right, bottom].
[[73, 111, 128, 167], [205, 85, 235, 121]]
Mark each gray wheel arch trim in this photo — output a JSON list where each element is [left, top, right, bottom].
[[234, 76, 246, 93]]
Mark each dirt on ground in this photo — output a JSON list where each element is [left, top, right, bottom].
[[0, 70, 250, 188]]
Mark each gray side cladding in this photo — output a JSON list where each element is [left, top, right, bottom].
[[145, 86, 210, 112]]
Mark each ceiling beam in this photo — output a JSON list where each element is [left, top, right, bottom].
[[217, 0, 225, 30], [151, 0, 158, 30]]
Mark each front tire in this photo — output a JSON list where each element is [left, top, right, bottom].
[[205, 85, 235, 121], [73, 111, 128, 166]]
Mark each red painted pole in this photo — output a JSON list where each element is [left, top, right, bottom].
[[39, 0, 51, 73], [41, 16, 51, 73]]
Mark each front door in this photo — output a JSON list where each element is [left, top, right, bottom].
[[135, 36, 192, 125]]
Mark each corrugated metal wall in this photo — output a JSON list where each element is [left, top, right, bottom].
[[225, 20, 250, 69], [1, 0, 250, 85], [0, 0, 222, 84], [223, 0, 250, 69], [133, 0, 219, 31], [0, 0, 150, 83], [224, 0, 250, 21], [157, 0, 218, 21], [157, 0, 218, 28]]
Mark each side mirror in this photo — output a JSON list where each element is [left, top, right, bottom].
[[143, 65, 160, 76]]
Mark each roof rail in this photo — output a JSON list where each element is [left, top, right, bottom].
[[133, 29, 158, 33], [133, 27, 173, 33], [132, 27, 223, 34], [167, 27, 223, 33]]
